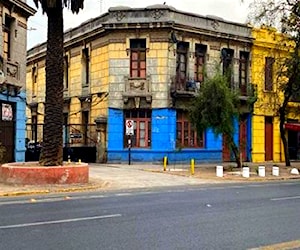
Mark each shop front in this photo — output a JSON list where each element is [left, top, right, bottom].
[[286, 123, 300, 160]]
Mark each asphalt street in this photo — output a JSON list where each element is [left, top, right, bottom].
[[0, 181, 300, 250]]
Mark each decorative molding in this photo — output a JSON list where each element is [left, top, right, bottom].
[[113, 11, 126, 21], [151, 9, 164, 19], [17, 20, 27, 29]]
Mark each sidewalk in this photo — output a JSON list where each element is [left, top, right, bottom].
[[0, 162, 299, 197]]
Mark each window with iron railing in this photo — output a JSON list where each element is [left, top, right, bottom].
[[176, 111, 204, 148], [124, 109, 151, 148], [130, 39, 146, 78], [194, 44, 207, 83], [3, 15, 14, 60], [176, 42, 189, 89], [239, 51, 249, 95], [222, 48, 234, 86], [82, 111, 89, 145]]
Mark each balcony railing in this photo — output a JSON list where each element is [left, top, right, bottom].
[[171, 76, 254, 100]]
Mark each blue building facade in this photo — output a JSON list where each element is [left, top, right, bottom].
[[0, 91, 26, 162], [108, 108, 222, 164]]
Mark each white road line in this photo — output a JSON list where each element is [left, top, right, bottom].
[[271, 196, 300, 201], [115, 193, 132, 196], [0, 214, 122, 230]]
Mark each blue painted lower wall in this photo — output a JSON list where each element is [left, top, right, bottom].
[[0, 91, 26, 162], [107, 108, 222, 164]]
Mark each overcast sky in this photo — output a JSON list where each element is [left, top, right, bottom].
[[26, 0, 253, 49]]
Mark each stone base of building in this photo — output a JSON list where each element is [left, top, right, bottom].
[[0, 162, 89, 185]]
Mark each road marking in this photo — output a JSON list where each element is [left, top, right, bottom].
[[249, 239, 300, 250], [115, 193, 132, 196], [0, 214, 121, 230], [271, 196, 300, 201]]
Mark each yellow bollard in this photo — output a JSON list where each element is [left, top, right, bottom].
[[68, 155, 71, 163], [78, 159, 81, 163], [163, 156, 167, 171], [190, 159, 195, 175]]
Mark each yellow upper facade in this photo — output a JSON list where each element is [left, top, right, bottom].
[[251, 26, 298, 162]]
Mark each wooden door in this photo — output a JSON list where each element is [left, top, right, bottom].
[[265, 116, 273, 161], [0, 120, 15, 162], [222, 135, 231, 161]]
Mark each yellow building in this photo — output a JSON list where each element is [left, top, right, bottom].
[[251, 26, 298, 162]]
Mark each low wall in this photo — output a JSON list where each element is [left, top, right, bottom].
[[0, 162, 89, 185]]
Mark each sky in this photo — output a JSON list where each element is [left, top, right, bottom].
[[26, 0, 253, 50]]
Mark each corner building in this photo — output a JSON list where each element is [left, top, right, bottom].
[[26, 5, 253, 164], [0, 0, 35, 162]]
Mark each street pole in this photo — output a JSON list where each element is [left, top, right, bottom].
[[128, 136, 131, 165]]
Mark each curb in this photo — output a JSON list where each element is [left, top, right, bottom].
[[0, 182, 108, 197]]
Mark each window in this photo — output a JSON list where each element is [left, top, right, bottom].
[[176, 42, 189, 89], [64, 55, 69, 89], [221, 48, 234, 86], [194, 44, 207, 83], [265, 57, 274, 91], [176, 111, 204, 148], [239, 52, 249, 95], [130, 39, 146, 78], [82, 111, 89, 145], [124, 109, 151, 148], [31, 65, 37, 97], [3, 15, 14, 60], [82, 48, 90, 85], [63, 113, 69, 146], [31, 115, 37, 143]]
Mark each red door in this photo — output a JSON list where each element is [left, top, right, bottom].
[[239, 117, 247, 162], [222, 135, 231, 161], [265, 117, 273, 161], [0, 111, 15, 162]]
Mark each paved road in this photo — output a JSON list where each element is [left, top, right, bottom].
[[0, 181, 300, 250]]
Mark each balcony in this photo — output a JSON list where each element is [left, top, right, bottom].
[[122, 76, 152, 108], [170, 76, 200, 98], [236, 82, 256, 101]]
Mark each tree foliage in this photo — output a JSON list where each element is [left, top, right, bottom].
[[33, 0, 84, 14], [189, 71, 242, 168]]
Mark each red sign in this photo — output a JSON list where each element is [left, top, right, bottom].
[[126, 120, 134, 135], [126, 120, 133, 128], [284, 123, 300, 131]]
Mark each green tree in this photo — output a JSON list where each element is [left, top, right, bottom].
[[189, 71, 242, 168], [33, 0, 84, 166], [249, 0, 300, 166]]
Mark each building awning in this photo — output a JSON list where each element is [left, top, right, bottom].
[[285, 123, 300, 131]]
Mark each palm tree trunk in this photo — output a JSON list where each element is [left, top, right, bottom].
[[39, 2, 64, 166]]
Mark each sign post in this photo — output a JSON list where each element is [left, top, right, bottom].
[[125, 120, 134, 165]]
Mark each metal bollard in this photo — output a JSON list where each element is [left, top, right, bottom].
[[190, 159, 195, 175], [163, 156, 167, 171]]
